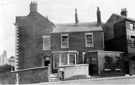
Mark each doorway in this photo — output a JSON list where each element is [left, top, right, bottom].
[[88, 57, 98, 76]]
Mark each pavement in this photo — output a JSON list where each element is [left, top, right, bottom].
[[31, 75, 135, 85]]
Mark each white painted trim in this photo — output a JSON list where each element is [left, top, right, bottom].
[[53, 53, 77, 69]]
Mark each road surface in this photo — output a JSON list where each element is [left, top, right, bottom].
[[37, 76, 135, 85]]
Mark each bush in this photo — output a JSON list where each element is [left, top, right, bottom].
[[0, 64, 14, 73]]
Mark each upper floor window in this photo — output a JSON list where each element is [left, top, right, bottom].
[[43, 35, 50, 50], [61, 34, 69, 48], [85, 33, 93, 47], [130, 23, 134, 30], [131, 36, 135, 47]]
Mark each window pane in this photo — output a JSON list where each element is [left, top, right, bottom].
[[104, 56, 111, 69], [61, 54, 68, 65], [86, 34, 93, 47], [130, 23, 134, 30], [130, 36, 135, 47], [115, 57, 121, 69], [61, 35, 69, 48], [69, 54, 75, 65], [43, 36, 50, 50], [54, 54, 59, 68]]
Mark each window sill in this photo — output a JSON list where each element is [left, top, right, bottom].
[[104, 69, 111, 71], [43, 49, 51, 51], [115, 68, 121, 71]]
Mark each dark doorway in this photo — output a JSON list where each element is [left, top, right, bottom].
[[89, 57, 98, 76], [44, 60, 50, 66], [124, 61, 129, 74]]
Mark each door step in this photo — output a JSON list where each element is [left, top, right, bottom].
[[49, 73, 59, 82]]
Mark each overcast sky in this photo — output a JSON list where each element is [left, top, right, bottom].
[[0, 0, 134, 57]]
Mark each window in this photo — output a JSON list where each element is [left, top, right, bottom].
[[104, 56, 111, 71], [61, 54, 68, 65], [61, 34, 69, 48], [53, 53, 76, 69], [53, 54, 59, 69], [43, 35, 50, 50], [85, 33, 93, 47], [130, 23, 134, 30], [130, 36, 135, 47], [115, 57, 121, 70], [69, 54, 76, 65]]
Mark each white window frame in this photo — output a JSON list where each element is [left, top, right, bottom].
[[85, 33, 93, 47], [53, 53, 76, 69], [42, 35, 50, 50], [69, 54, 76, 65], [61, 34, 69, 48], [53, 54, 60, 69], [130, 23, 134, 30]]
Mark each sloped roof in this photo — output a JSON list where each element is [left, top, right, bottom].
[[52, 22, 103, 33], [106, 13, 135, 23], [16, 12, 55, 27]]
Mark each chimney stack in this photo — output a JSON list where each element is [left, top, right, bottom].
[[30, 1, 37, 13], [97, 7, 101, 26], [75, 8, 79, 24], [121, 8, 127, 16]]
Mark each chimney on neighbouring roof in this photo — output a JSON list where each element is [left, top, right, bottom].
[[75, 8, 79, 24], [30, 1, 37, 13], [97, 7, 101, 26], [121, 8, 127, 16]]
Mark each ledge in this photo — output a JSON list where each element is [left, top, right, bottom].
[[12, 66, 48, 73]]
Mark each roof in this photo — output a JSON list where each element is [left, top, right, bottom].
[[52, 22, 103, 33], [15, 12, 55, 27], [107, 13, 135, 23]]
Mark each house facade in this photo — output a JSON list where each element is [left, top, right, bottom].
[[104, 8, 135, 74], [14, 2, 54, 70], [51, 8, 105, 73], [51, 22, 104, 73]]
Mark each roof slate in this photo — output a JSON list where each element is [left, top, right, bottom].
[[52, 22, 103, 33]]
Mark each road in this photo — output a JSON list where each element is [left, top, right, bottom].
[[37, 76, 135, 85]]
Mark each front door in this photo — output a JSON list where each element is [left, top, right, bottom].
[[88, 57, 98, 76]]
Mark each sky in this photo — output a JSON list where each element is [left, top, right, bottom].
[[0, 0, 134, 57]]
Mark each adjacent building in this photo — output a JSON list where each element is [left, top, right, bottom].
[[14, 1, 55, 70], [104, 8, 135, 75]]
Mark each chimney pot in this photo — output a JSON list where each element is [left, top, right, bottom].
[[121, 8, 127, 16], [97, 7, 101, 26], [75, 8, 79, 24]]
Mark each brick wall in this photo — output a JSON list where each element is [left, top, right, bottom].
[[16, 13, 54, 70], [0, 72, 16, 84], [17, 66, 49, 84], [51, 31, 104, 51]]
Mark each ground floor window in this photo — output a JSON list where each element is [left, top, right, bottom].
[[53, 53, 76, 69], [115, 56, 121, 70], [104, 56, 112, 70]]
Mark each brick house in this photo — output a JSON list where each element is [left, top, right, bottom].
[[14, 2, 54, 70], [51, 8, 124, 78], [51, 7, 101, 73], [104, 8, 135, 75]]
